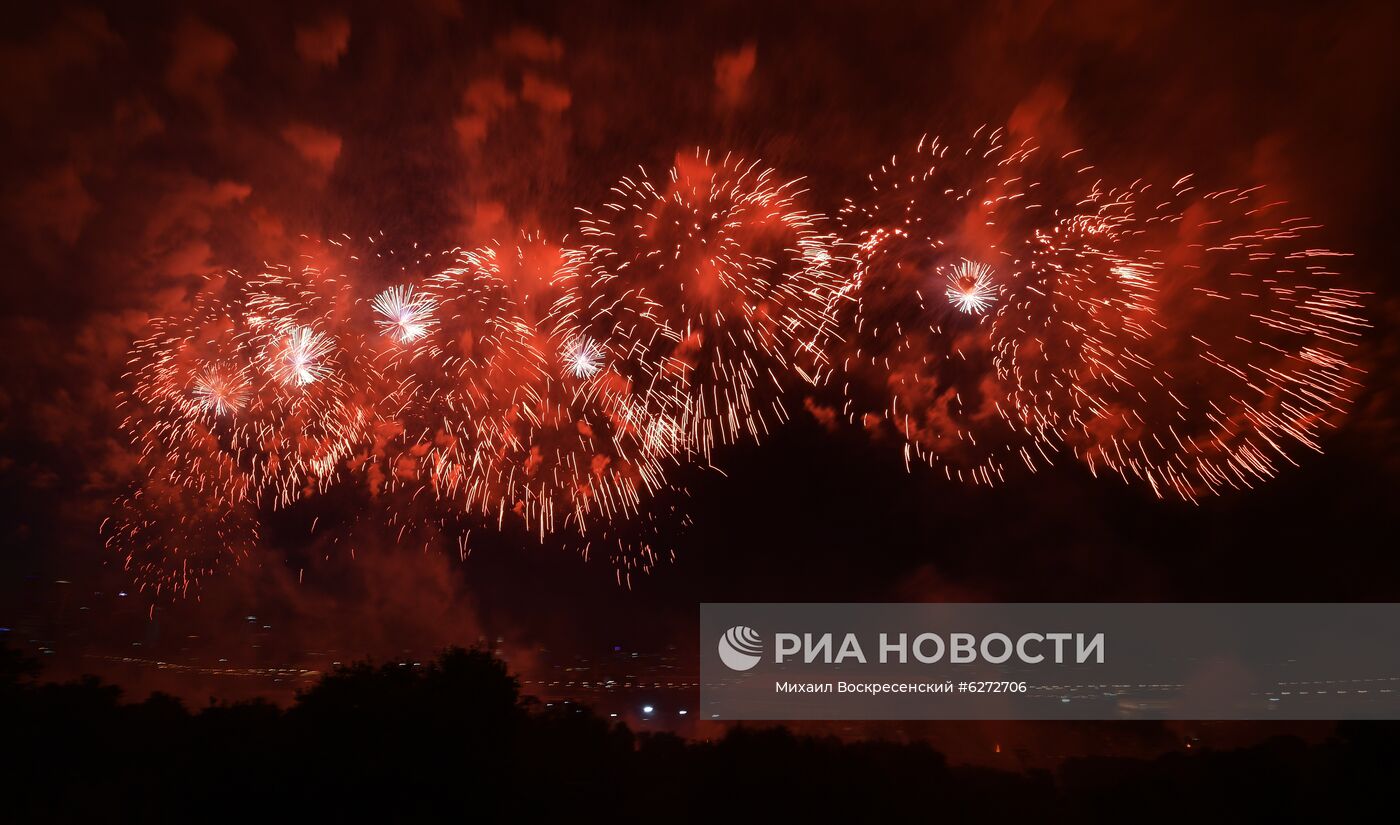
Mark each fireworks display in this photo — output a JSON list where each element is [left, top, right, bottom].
[[109, 132, 1370, 596], [396, 236, 682, 558], [1053, 178, 1369, 500], [834, 128, 1367, 495], [562, 150, 846, 458], [834, 127, 1112, 484]]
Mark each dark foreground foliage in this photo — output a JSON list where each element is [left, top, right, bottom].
[[1, 644, 1394, 822]]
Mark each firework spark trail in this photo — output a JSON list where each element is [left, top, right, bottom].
[[108, 137, 1368, 597], [560, 149, 847, 459], [241, 258, 380, 506], [119, 289, 267, 511], [371, 284, 437, 343], [269, 325, 336, 387], [562, 336, 605, 379], [835, 127, 1117, 485], [987, 184, 1162, 464], [394, 236, 684, 555], [1054, 178, 1369, 500], [102, 463, 262, 599], [945, 260, 1000, 315], [189, 364, 251, 418], [835, 128, 1366, 494], [110, 229, 706, 596], [113, 245, 437, 595]]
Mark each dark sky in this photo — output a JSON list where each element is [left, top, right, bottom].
[[1, 0, 1397, 755]]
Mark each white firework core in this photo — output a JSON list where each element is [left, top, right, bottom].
[[372, 285, 437, 343], [945, 259, 998, 315], [277, 326, 334, 386], [190, 366, 249, 417], [563, 337, 604, 379]]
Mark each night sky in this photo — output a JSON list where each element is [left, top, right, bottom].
[[2, 0, 1397, 759]]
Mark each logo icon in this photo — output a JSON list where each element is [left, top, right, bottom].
[[718, 626, 763, 671]]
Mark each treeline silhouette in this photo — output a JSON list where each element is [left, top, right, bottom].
[[1, 644, 1393, 822]]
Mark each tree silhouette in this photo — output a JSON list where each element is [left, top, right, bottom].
[[0, 642, 1392, 822]]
